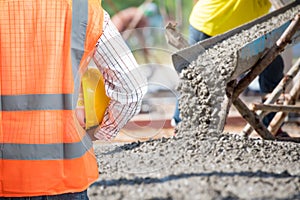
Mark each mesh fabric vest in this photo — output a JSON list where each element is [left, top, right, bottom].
[[0, 0, 103, 196]]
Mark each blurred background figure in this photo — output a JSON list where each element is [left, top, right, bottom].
[[111, 7, 148, 33]]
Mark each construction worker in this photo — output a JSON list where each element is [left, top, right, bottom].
[[0, 0, 147, 199], [172, 0, 286, 137]]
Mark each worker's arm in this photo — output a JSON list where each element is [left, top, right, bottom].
[[91, 11, 147, 141]]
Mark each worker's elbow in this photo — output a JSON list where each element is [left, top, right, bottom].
[[124, 73, 148, 104], [126, 84, 148, 104]]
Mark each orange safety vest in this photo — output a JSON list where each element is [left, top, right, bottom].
[[0, 0, 104, 197]]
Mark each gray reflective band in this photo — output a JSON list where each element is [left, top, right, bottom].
[[1, 134, 93, 160], [71, 0, 88, 73], [0, 94, 74, 111], [71, 0, 88, 108]]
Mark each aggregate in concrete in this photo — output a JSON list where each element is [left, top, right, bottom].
[[89, 6, 300, 200], [90, 132, 300, 200]]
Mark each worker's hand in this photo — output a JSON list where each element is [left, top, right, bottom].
[[75, 91, 86, 128], [86, 126, 98, 141], [75, 107, 86, 128]]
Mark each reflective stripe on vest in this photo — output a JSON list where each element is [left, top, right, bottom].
[[71, 0, 89, 108], [1, 134, 92, 160], [0, 94, 73, 111]]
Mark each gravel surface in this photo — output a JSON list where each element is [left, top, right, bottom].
[[90, 132, 300, 200], [88, 6, 300, 200]]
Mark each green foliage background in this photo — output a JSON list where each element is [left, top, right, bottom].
[[102, 0, 193, 33]]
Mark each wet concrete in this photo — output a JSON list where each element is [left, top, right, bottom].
[[90, 132, 300, 200], [88, 6, 300, 200]]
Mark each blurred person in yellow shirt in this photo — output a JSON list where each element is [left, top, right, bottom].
[[189, 0, 271, 37]]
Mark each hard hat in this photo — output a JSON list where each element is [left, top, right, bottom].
[[81, 67, 110, 129]]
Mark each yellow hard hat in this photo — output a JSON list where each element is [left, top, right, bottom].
[[81, 67, 110, 129]]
